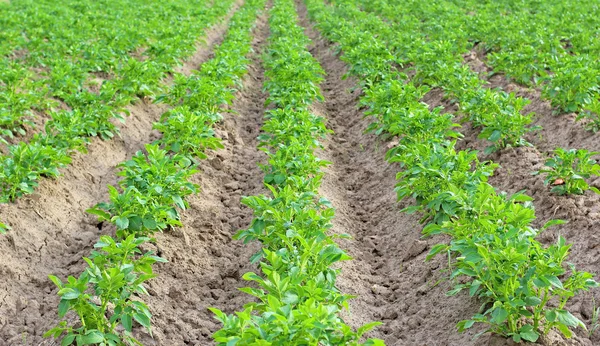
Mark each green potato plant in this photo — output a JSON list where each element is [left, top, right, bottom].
[[210, 0, 384, 344], [424, 184, 597, 342], [361, 0, 600, 121], [535, 148, 600, 195], [44, 235, 163, 346], [576, 99, 600, 133], [0, 0, 236, 205], [306, 0, 598, 343], [46, 1, 266, 343]]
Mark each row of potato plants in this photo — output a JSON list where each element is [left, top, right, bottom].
[[0, 0, 228, 136], [360, 0, 600, 131], [329, 0, 536, 156], [0, 0, 236, 214], [209, 0, 384, 344], [341, 1, 600, 196], [43, 1, 266, 344], [305, 0, 598, 342], [316, 0, 600, 199]]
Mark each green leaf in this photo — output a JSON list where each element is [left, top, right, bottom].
[[556, 309, 584, 327], [557, 323, 573, 338], [524, 296, 542, 306], [58, 299, 70, 317], [545, 309, 557, 322], [133, 312, 151, 328], [542, 219, 566, 230], [519, 324, 539, 342], [489, 130, 502, 142], [142, 215, 157, 230], [121, 314, 133, 332], [48, 275, 63, 288], [545, 275, 564, 289], [86, 207, 111, 220], [273, 174, 286, 184], [357, 321, 383, 337], [491, 306, 508, 324], [57, 288, 80, 300], [80, 331, 104, 345], [115, 216, 129, 230], [469, 280, 481, 297], [61, 334, 76, 346]]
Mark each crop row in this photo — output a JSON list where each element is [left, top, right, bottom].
[[293, 0, 600, 200], [0, 0, 235, 214], [359, 0, 600, 130], [323, 0, 600, 198], [328, 0, 536, 156], [305, 0, 598, 343], [210, 0, 383, 344], [0, 0, 229, 135], [43, 1, 266, 344]]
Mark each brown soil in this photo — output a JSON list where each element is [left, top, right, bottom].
[[297, 2, 491, 345], [405, 25, 600, 346], [2, 1, 600, 345], [1, 0, 242, 152], [0, 4, 249, 344], [297, 1, 600, 345], [135, 5, 271, 344]]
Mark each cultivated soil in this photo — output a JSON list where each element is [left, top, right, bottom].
[[0, 2, 250, 344], [2, 1, 600, 346]]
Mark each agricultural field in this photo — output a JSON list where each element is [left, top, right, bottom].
[[1, 0, 600, 345]]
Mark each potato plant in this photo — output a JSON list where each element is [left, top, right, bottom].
[[362, 0, 600, 121], [210, 0, 384, 344], [0, 0, 236, 207], [45, 1, 267, 343], [305, 0, 598, 342], [45, 235, 161, 345], [576, 99, 600, 133], [536, 148, 600, 195]]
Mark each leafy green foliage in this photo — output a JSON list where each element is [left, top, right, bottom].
[[360, 0, 600, 123], [306, 0, 598, 342], [392, 142, 497, 224], [576, 99, 600, 133], [0, 141, 71, 202], [153, 106, 224, 159], [44, 235, 162, 346], [46, 0, 265, 343], [535, 148, 600, 195], [210, 1, 383, 344], [0, 0, 236, 205], [87, 144, 198, 238]]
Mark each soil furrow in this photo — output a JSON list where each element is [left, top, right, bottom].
[[0, 4, 244, 344], [416, 32, 600, 346], [136, 4, 271, 344], [296, 2, 498, 345]]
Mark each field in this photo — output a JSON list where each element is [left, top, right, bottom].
[[1, 0, 600, 345]]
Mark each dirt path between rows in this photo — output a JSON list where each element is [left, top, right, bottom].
[[0, 3, 244, 344], [295, 2, 510, 345], [397, 14, 600, 346], [136, 3, 271, 344]]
